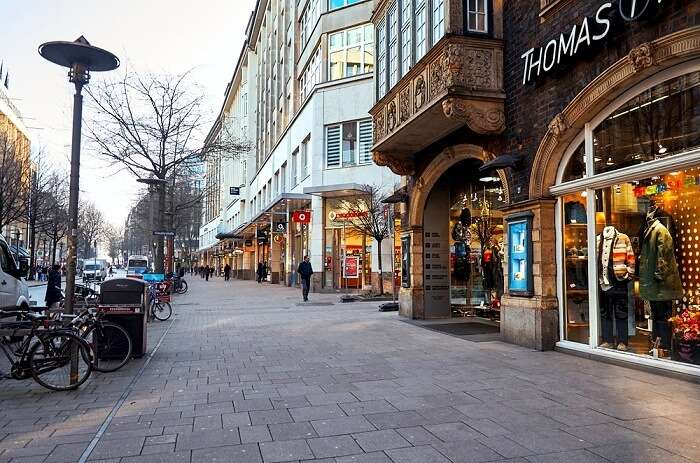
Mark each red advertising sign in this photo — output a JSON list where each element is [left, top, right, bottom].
[[292, 210, 311, 223], [343, 256, 359, 278]]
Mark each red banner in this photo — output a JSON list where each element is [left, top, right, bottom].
[[292, 210, 311, 223]]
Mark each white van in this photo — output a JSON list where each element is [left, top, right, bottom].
[[0, 233, 30, 311], [83, 259, 108, 281]]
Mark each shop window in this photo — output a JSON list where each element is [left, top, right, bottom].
[[291, 149, 298, 187], [562, 191, 589, 344], [592, 72, 700, 175], [561, 143, 586, 182], [329, 0, 362, 10], [329, 24, 374, 81]]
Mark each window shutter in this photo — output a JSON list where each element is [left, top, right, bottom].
[[358, 119, 373, 164], [326, 125, 341, 167]]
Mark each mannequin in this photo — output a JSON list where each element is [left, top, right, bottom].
[[597, 225, 635, 350], [451, 208, 471, 282], [639, 206, 683, 350]]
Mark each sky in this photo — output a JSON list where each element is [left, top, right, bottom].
[[0, 0, 256, 229]]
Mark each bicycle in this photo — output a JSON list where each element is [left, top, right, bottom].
[[59, 308, 133, 373], [166, 273, 188, 295], [147, 282, 172, 321], [0, 310, 93, 391]]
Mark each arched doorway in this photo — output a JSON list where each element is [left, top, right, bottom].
[[421, 158, 507, 319]]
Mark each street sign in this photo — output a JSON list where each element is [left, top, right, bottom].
[[292, 210, 311, 223], [153, 230, 175, 237], [229, 186, 240, 195]]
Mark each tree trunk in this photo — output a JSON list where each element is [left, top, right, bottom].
[[376, 238, 384, 296], [154, 183, 166, 273], [28, 219, 37, 280]]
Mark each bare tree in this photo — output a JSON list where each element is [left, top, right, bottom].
[[86, 70, 250, 272], [0, 132, 30, 235], [77, 201, 106, 260], [41, 179, 69, 265], [28, 152, 60, 273], [337, 184, 392, 295]]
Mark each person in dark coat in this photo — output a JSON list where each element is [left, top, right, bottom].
[[256, 262, 266, 283], [297, 256, 313, 302], [224, 264, 231, 281], [204, 265, 210, 281], [45, 264, 62, 309]]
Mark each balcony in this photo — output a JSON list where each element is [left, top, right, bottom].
[[370, 35, 505, 175]]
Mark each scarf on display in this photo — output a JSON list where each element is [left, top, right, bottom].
[[599, 226, 617, 291]]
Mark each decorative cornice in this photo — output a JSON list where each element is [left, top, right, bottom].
[[373, 152, 416, 176], [442, 98, 506, 135], [628, 43, 655, 72]]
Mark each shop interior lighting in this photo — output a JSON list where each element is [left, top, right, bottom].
[[479, 176, 500, 183], [610, 94, 670, 119], [658, 143, 668, 154], [606, 157, 614, 166]]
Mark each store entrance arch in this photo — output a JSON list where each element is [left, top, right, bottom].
[[407, 144, 509, 319]]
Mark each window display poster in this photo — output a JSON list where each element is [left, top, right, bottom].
[[343, 255, 359, 278], [401, 236, 411, 288], [507, 214, 533, 296]]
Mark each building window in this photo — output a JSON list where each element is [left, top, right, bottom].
[[432, 0, 445, 44], [326, 119, 373, 168], [415, 0, 427, 61], [291, 149, 298, 187], [329, 24, 374, 81], [274, 170, 280, 196], [300, 46, 322, 102], [400, 0, 412, 76], [376, 19, 387, 98], [388, 2, 399, 88], [301, 138, 309, 178], [300, 0, 320, 47], [281, 162, 287, 192], [467, 0, 488, 33], [329, 0, 362, 9]]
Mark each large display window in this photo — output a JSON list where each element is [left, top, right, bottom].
[[556, 69, 700, 369]]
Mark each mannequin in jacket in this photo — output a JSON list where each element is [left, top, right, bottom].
[[639, 205, 683, 350], [597, 225, 635, 350]]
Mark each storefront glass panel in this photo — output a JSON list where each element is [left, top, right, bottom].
[[562, 191, 589, 343]]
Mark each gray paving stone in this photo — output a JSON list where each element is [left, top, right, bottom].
[[396, 426, 443, 446], [175, 429, 240, 451], [305, 393, 358, 406], [424, 422, 483, 442], [145, 434, 178, 445], [352, 429, 411, 452], [588, 442, 693, 463], [239, 424, 273, 443], [339, 400, 398, 416], [335, 452, 393, 463], [311, 416, 376, 437], [120, 451, 192, 463], [223, 411, 252, 427], [140, 443, 176, 455], [475, 435, 534, 459], [507, 430, 590, 454], [250, 409, 294, 425], [259, 439, 314, 462], [44, 442, 89, 462], [365, 411, 427, 429], [433, 439, 503, 463], [307, 435, 363, 458], [385, 445, 452, 463], [272, 397, 311, 409], [289, 405, 346, 422], [523, 450, 610, 463], [269, 422, 318, 440], [89, 437, 145, 460], [235, 399, 273, 412], [191, 443, 262, 463]]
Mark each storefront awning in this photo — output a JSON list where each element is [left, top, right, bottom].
[[382, 185, 409, 204], [234, 192, 313, 237], [303, 183, 367, 198]]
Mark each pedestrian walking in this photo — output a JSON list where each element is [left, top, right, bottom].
[[205, 265, 210, 281], [224, 264, 231, 281], [256, 262, 266, 283], [297, 255, 313, 302], [200, 266, 204, 279], [45, 264, 62, 310]]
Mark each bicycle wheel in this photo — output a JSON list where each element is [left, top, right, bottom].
[[176, 280, 188, 294], [84, 322, 133, 373], [28, 332, 92, 391], [152, 301, 172, 321]]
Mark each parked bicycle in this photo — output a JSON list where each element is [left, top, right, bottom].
[[0, 310, 93, 391], [166, 272, 188, 294], [147, 282, 172, 321]]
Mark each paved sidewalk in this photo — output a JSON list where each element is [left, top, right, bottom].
[[1, 278, 700, 462]]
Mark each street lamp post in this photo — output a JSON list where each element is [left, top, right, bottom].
[[137, 177, 168, 273], [39, 36, 119, 315]]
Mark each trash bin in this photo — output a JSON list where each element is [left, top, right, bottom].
[[99, 278, 148, 357]]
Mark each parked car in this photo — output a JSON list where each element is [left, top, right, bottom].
[[83, 260, 108, 281], [0, 233, 30, 311]]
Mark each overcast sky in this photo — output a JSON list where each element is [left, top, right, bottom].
[[0, 0, 256, 229]]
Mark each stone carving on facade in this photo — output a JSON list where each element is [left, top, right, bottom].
[[399, 86, 411, 123], [373, 151, 415, 176], [442, 43, 464, 88], [442, 98, 506, 134], [373, 111, 385, 141], [429, 59, 446, 99], [387, 101, 397, 132], [464, 49, 493, 89], [548, 113, 568, 140], [414, 76, 426, 111], [628, 43, 654, 72]]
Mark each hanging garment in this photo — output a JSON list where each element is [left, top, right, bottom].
[[596, 226, 635, 291], [639, 219, 683, 301]]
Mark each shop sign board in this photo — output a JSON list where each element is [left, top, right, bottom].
[[292, 210, 311, 223], [153, 230, 175, 237], [343, 256, 359, 278], [229, 187, 240, 196], [328, 210, 368, 222], [521, 0, 667, 85]]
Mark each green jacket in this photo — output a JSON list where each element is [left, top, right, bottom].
[[639, 220, 683, 301]]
